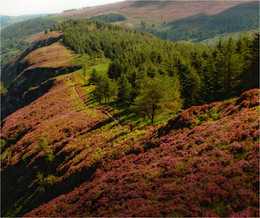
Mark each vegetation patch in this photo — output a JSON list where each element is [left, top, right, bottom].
[[21, 42, 77, 68], [90, 13, 127, 23]]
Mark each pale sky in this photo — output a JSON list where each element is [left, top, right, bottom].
[[0, 0, 125, 16]]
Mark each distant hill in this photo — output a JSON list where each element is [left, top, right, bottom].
[[57, 0, 259, 42], [0, 14, 53, 29], [1, 0, 258, 74], [58, 0, 254, 22]]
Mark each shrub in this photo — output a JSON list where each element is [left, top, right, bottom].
[[36, 137, 54, 162]]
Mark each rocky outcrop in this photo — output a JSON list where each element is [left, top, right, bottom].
[[1, 66, 80, 119], [1, 33, 63, 88]]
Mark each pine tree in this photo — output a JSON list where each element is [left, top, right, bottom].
[[108, 59, 123, 79], [222, 38, 243, 98], [117, 75, 132, 104], [80, 64, 88, 85], [244, 33, 259, 90], [177, 59, 201, 108], [134, 75, 181, 124], [89, 68, 99, 85]]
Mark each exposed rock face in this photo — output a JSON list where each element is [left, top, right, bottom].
[[1, 34, 63, 88], [1, 66, 80, 119], [1, 32, 81, 119]]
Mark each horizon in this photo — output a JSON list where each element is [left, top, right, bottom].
[[2, 0, 257, 16], [0, 0, 125, 16]]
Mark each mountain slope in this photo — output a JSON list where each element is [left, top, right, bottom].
[[1, 73, 259, 216], [1, 31, 80, 119], [57, 0, 259, 42], [59, 0, 253, 22], [1, 17, 58, 69], [1, 18, 259, 217]]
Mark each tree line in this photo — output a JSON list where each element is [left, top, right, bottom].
[[58, 19, 259, 123], [90, 13, 127, 23]]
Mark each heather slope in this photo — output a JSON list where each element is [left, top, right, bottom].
[[25, 89, 260, 217], [1, 74, 259, 216], [1, 17, 58, 69], [1, 31, 64, 88], [59, 0, 252, 22]]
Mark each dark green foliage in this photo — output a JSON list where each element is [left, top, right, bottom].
[[90, 13, 127, 23], [93, 73, 118, 104], [108, 59, 124, 79], [134, 75, 181, 124], [58, 18, 259, 113], [89, 68, 99, 85], [118, 75, 132, 105], [244, 33, 260, 90]]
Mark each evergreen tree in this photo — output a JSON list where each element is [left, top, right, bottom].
[[93, 74, 111, 104], [222, 38, 243, 98], [134, 75, 181, 124], [177, 60, 201, 108], [89, 68, 99, 85], [117, 75, 132, 104], [244, 33, 259, 90], [108, 59, 124, 79], [80, 64, 88, 85]]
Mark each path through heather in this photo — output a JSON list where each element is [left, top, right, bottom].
[[67, 76, 122, 127]]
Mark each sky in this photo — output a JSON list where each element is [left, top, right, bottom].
[[0, 0, 125, 16]]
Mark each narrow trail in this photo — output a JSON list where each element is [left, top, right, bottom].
[[67, 76, 85, 105], [67, 76, 122, 127]]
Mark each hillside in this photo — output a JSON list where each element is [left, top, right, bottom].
[[1, 31, 80, 118], [1, 73, 259, 216], [24, 88, 260, 217], [1, 18, 259, 217], [0, 14, 52, 29], [1, 0, 258, 74], [2, 19, 258, 118], [57, 0, 259, 42], [59, 0, 253, 22]]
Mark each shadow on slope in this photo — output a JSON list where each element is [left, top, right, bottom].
[[147, 1, 259, 41]]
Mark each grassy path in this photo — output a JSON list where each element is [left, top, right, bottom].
[[67, 75, 122, 127]]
